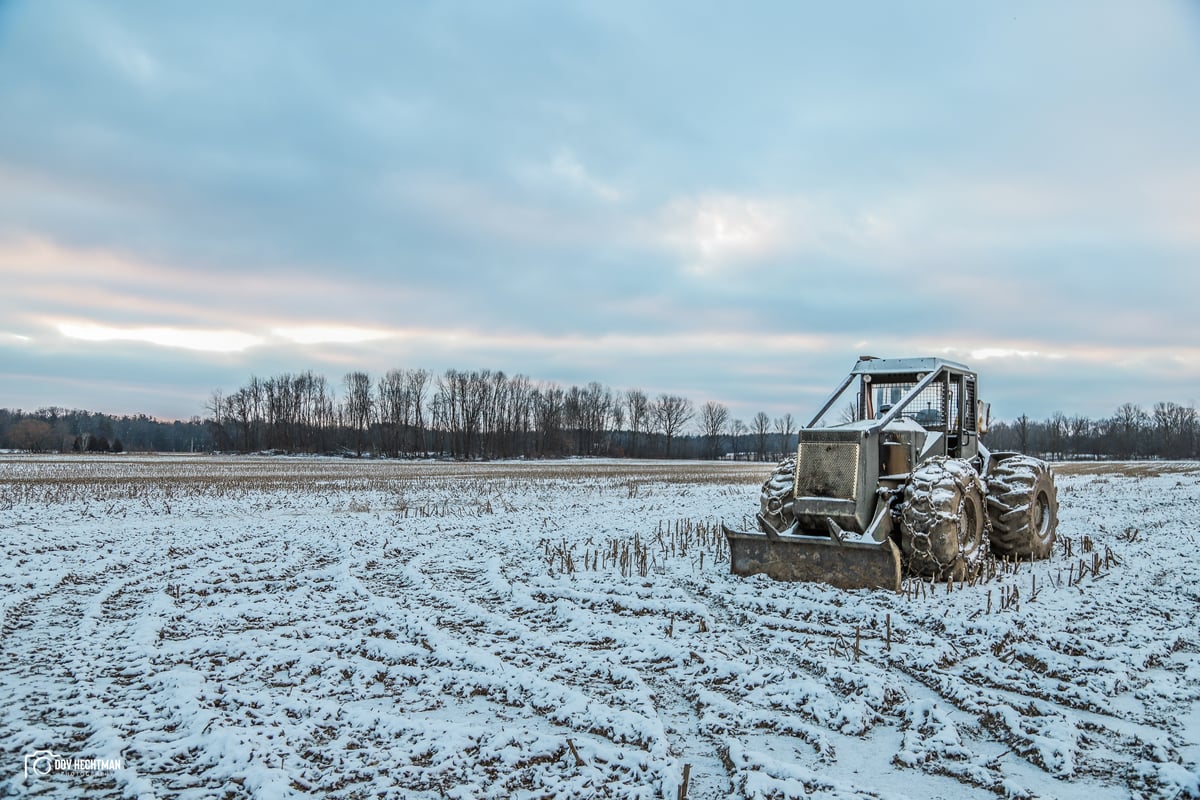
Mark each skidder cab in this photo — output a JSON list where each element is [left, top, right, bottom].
[[722, 356, 1059, 590]]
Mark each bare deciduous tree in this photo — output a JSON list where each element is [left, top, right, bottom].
[[728, 418, 748, 460], [752, 411, 771, 462], [377, 369, 407, 457], [625, 388, 649, 458], [344, 371, 373, 456], [1016, 413, 1031, 454], [699, 401, 729, 460], [653, 394, 694, 458], [534, 383, 565, 456], [1110, 402, 1147, 459], [774, 413, 795, 457]]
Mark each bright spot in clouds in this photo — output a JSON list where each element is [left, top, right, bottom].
[[58, 322, 262, 353], [662, 194, 785, 272], [58, 322, 397, 351]]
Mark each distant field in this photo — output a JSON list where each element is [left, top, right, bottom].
[[1050, 460, 1200, 477], [0, 454, 766, 499], [2, 455, 1197, 799]]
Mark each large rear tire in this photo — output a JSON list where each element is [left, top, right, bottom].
[[758, 455, 797, 533], [901, 457, 989, 579], [986, 456, 1058, 560]]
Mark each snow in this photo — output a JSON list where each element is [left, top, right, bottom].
[[1, 454, 1198, 798]]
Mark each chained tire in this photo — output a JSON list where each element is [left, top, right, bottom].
[[900, 457, 989, 579], [758, 455, 797, 534], [986, 456, 1058, 560]]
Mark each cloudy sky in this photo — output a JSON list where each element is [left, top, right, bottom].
[[2, 1, 1198, 426]]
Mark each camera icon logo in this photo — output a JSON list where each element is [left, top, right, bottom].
[[24, 749, 59, 777]]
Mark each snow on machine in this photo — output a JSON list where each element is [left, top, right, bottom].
[[722, 356, 1059, 590]]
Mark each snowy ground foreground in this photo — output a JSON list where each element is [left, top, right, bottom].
[[1, 455, 1198, 800]]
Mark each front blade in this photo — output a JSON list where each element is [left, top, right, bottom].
[[722, 525, 901, 591]]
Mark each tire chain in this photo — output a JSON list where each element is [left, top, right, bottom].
[[901, 457, 989, 578]]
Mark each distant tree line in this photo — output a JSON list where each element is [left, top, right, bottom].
[[0, 408, 207, 454], [984, 402, 1199, 460], [200, 368, 795, 460], [1, 369, 1196, 461]]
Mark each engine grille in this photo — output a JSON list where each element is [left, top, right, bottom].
[[795, 440, 860, 500]]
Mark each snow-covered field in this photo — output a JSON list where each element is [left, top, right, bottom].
[[2, 454, 1198, 799]]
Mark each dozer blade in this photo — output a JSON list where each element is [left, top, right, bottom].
[[722, 524, 901, 591]]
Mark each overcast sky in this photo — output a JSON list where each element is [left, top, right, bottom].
[[2, 1, 1198, 426]]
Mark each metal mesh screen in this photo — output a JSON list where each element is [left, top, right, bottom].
[[795, 440, 860, 500], [964, 379, 976, 432], [872, 381, 945, 428], [905, 383, 945, 428]]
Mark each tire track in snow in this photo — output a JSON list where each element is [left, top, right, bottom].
[[361, 518, 687, 797]]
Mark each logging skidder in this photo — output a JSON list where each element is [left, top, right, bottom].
[[722, 356, 1059, 590]]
